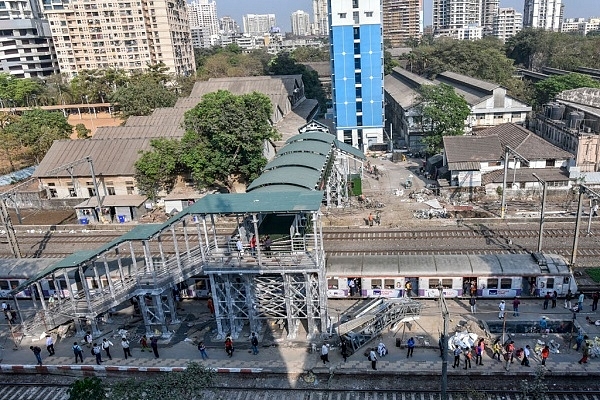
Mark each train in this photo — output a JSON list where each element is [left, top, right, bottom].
[[0, 253, 576, 301], [326, 253, 577, 299]]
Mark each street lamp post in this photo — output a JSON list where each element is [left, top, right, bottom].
[[532, 173, 547, 253]]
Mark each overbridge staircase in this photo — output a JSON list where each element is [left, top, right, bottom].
[[339, 298, 422, 354]]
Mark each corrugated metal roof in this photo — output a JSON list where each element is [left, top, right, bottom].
[[184, 190, 323, 213], [482, 167, 570, 185], [447, 161, 480, 170], [74, 195, 147, 208], [93, 125, 184, 140], [277, 140, 333, 157], [125, 115, 184, 127], [437, 71, 499, 93], [443, 135, 504, 164], [265, 152, 327, 171], [247, 166, 322, 191], [334, 139, 366, 160], [246, 185, 307, 193], [286, 131, 336, 145], [33, 138, 153, 178]]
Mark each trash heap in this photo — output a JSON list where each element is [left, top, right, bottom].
[[448, 331, 479, 351], [534, 339, 561, 355]]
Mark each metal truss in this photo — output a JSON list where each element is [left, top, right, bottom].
[[326, 149, 363, 208]]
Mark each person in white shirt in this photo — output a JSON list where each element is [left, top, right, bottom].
[[121, 337, 132, 359], [320, 343, 329, 364], [369, 348, 378, 370], [102, 338, 113, 360], [377, 342, 387, 357], [498, 300, 506, 319], [84, 331, 93, 348], [45, 334, 55, 356]]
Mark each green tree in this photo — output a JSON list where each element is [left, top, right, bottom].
[[110, 362, 215, 400], [134, 138, 181, 201], [180, 90, 280, 192], [416, 83, 470, 154], [111, 77, 177, 117], [0, 112, 20, 171], [534, 73, 600, 106], [384, 50, 399, 75], [68, 377, 106, 400], [291, 46, 329, 62], [75, 123, 91, 139]]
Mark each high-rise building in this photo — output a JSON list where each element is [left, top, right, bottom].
[[523, 0, 563, 31], [243, 14, 276, 35], [382, 0, 423, 47], [43, 0, 195, 78], [0, 0, 58, 78], [492, 8, 523, 43], [481, 0, 499, 36], [561, 17, 600, 35], [291, 10, 311, 36], [432, 0, 500, 39], [329, 0, 384, 150], [220, 16, 241, 34], [313, 0, 329, 35], [188, 0, 219, 49]]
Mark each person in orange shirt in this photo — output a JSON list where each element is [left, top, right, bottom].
[[541, 345, 550, 366]]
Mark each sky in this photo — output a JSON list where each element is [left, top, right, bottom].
[[214, 0, 600, 32]]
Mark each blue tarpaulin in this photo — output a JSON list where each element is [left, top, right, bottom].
[[0, 166, 35, 187]]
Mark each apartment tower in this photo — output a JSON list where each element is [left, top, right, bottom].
[[383, 0, 423, 47], [523, 0, 563, 31], [432, 0, 499, 39], [291, 10, 311, 36], [313, 0, 329, 35], [242, 14, 276, 35], [188, 0, 219, 48], [0, 0, 58, 78], [492, 8, 523, 43], [329, 0, 384, 150], [43, 0, 195, 77]]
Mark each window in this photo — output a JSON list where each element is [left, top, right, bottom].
[[88, 188, 96, 196], [352, 0, 359, 7], [0, 281, 8, 291], [428, 279, 441, 289], [355, 72, 361, 84], [371, 279, 381, 289], [487, 278, 498, 289], [441, 279, 453, 289], [353, 27, 360, 39], [86, 181, 94, 186], [545, 278, 554, 289], [107, 187, 116, 195], [500, 279, 512, 289], [546, 159, 555, 167], [327, 279, 338, 289], [343, 130, 352, 145], [353, 42, 360, 55], [356, 101, 362, 112], [69, 188, 77, 197], [365, 11, 373, 17], [126, 186, 134, 195], [354, 57, 361, 69], [355, 87, 362, 98], [338, 13, 346, 18], [384, 279, 394, 289], [357, 115, 362, 126], [353, 11, 359, 24]]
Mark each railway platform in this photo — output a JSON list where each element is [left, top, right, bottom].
[[2, 297, 600, 379]]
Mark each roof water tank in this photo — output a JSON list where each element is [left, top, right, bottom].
[[551, 104, 566, 121], [568, 111, 584, 129], [544, 103, 554, 118]]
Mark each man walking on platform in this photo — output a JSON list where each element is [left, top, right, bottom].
[[102, 338, 113, 360], [73, 342, 84, 363], [30, 346, 42, 366]]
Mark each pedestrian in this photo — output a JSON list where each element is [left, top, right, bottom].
[[405, 280, 412, 297], [593, 291, 599, 312], [92, 343, 103, 365], [121, 337, 132, 359], [263, 235, 272, 258], [476, 338, 485, 366], [139, 334, 150, 352], [593, 203, 598, 217], [543, 292, 550, 310], [368, 213, 374, 227], [452, 346, 462, 368], [576, 331, 585, 351], [521, 345, 531, 367], [565, 290, 573, 309], [72, 342, 84, 363], [45, 334, 55, 356], [349, 279, 356, 297], [406, 337, 415, 358], [321, 343, 330, 364], [249, 234, 257, 257], [463, 347, 472, 370], [512, 297, 520, 317], [102, 338, 113, 360], [207, 297, 215, 317], [505, 340, 515, 365], [492, 341, 502, 361], [539, 316, 549, 336], [225, 337, 234, 357], [369, 348, 378, 370], [341, 340, 348, 362], [578, 292, 585, 312], [530, 281, 537, 296], [250, 332, 259, 355], [198, 341, 209, 360], [469, 296, 476, 313], [84, 331, 93, 348], [30, 345, 42, 366], [578, 336, 590, 364], [150, 337, 159, 358], [541, 345, 550, 366], [498, 300, 505, 319], [235, 238, 244, 257], [551, 290, 557, 308]]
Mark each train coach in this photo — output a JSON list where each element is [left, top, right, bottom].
[[326, 253, 576, 299]]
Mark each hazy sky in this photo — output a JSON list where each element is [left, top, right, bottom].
[[215, 0, 600, 32]]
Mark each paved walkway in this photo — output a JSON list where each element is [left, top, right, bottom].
[[2, 297, 600, 377]]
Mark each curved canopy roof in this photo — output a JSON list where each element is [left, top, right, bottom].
[[264, 152, 327, 171], [277, 141, 332, 157], [247, 166, 322, 191], [286, 131, 336, 145]]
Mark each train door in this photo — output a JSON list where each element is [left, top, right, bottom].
[[537, 276, 555, 296], [522, 277, 533, 297], [404, 277, 417, 297], [348, 277, 362, 297], [462, 277, 477, 297]]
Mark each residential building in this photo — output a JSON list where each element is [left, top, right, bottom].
[[220, 16, 240, 34], [480, 0, 499, 36], [561, 18, 600, 36], [188, 0, 219, 49], [43, 0, 195, 78], [531, 88, 600, 174], [313, 0, 329, 36], [523, 0, 563, 31], [433, 0, 481, 38], [384, 67, 531, 152], [243, 14, 276, 35], [492, 8, 523, 43], [0, 0, 59, 78], [291, 10, 311, 36], [329, 0, 385, 150], [382, 0, 423, 47]]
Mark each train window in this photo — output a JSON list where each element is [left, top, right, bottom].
[[0, 281, 8, 291], [47, 280, 56, 290], [546, 278, 554, 289], [371, 279, 382, 289], [59, 280, 68, 289], [487, 278, 498, 289], [500, 279, 512, 289], [10, 280, 19, 290], [90, 279, 99, 289], [194, 280, 206, 290], [441, 279, 452, 289], [428, 279, 441, 289], [327, 279, 338, 289], [563, 276, 570, 284], [384, 279, 394, 289]]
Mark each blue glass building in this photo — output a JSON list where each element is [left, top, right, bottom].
[[329, 0, 384, 150]]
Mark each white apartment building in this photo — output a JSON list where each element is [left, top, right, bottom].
[[0, 0, 59, 78], [561, 18, 600, 35], [291, 10, 311, 36], [523, 0, 563, 31], [492, 8, 522, 43], [242, 14, 276, 35], [220, 16, 240, 34], [312, 0, 328, 36], [188, 0, 219, 48], [480, 0, 498, 36], [433, 0, 498, 40], [43, 0, 195, 78]]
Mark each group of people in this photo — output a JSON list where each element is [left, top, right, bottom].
[[1, 301, 17, 324], [205, 333, 260, 360], [234, 234, 272, 258]]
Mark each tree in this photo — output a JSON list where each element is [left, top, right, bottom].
[[384, 50, 399, 76], [0, 112, 21, 171], [416, 83, 470, 154], [291, 46, 329, 62], [68, 377, 106, 400], [110, 362, 215, 400], [179, 90, 280, 192], [75, 123, 91, 139], [111, 77, 177, 117], [134, 138, 181, 201], [534, 73, 600, 106]]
